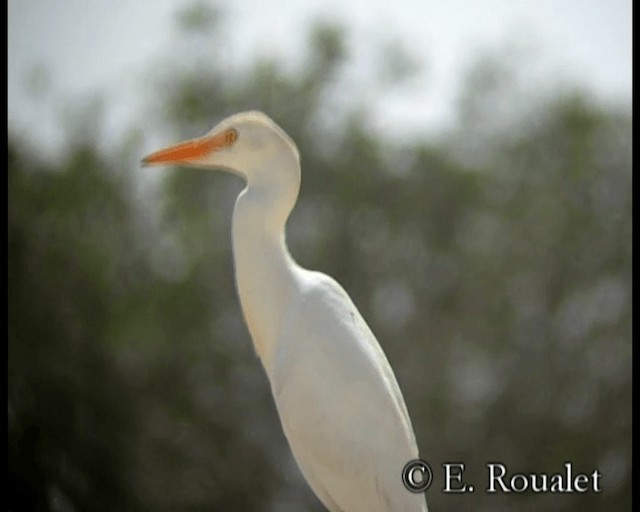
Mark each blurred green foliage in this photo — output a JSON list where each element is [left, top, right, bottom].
[[9, 4, 631, 511]]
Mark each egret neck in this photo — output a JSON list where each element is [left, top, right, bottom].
[[232, 152, 301, 373]]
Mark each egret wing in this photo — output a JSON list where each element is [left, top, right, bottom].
[[270, 271, 427, 512]]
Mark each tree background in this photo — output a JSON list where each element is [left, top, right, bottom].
[[8, 3, 631, 511]]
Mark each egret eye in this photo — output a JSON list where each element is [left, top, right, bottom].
[[225, 128, 238, 145]]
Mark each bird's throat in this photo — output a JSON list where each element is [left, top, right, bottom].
[[231, 187, 298, 373]]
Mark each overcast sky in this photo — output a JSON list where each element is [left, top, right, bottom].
[[8, 0, 632, 155]]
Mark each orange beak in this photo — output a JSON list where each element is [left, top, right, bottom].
[[141, 129, 237, 166]]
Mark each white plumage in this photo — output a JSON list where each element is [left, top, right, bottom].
[[142, 111, 427, 512]]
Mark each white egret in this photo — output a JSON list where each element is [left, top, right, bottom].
[[142, 111, 427, 512]]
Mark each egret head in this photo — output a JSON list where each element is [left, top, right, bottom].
[[142, 111, 300, 186]]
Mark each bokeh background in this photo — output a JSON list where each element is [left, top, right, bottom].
[[8, 1, 631, 511]]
